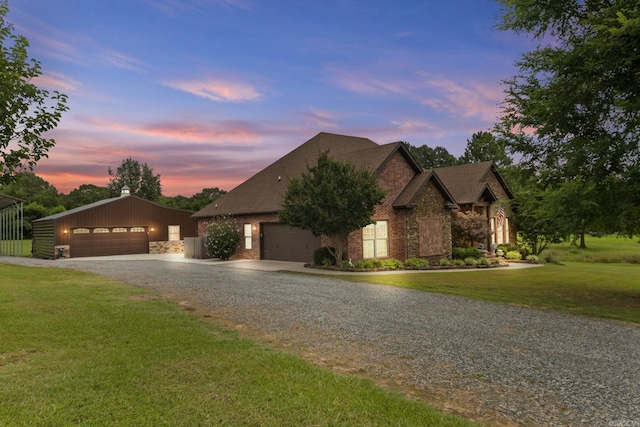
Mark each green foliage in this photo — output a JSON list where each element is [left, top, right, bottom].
[[464, 257, 479, 266], [526, 255, 540, 263], [382, 259, 403, 269], [159, 187, 226, 211], [495, 0, 640, 236], [353, 259, 384, 269], [439, 258, 451, 266], [313, 246, 336, 266], [453, 259, 465, 267], [505, 251, 522, 261], [0, 2, 68, 184], [107, 157, 162, 201], [451, 210, 491, 248], [452, 247, 483, 260], [405, 258, 429, 269], [279, 151, 386, 264], [63, 184, 110, 209], [477, 257, 492, 266], [403, 143, 458, 169], [204, 215, 240, 260], [459, 131, 512, 167]]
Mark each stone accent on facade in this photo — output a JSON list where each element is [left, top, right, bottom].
[[150, 240, 184, 254], [405, 181, 452, 264], [55, 245, 70, 259]]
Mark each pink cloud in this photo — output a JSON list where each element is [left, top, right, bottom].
[[417, 73, 503, 122], [164, 78, 262, 102], [327, 66, 503, 124], [32, 71, 81, 93]]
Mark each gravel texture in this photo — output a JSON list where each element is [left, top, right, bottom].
[[3, 256, 640, 427]]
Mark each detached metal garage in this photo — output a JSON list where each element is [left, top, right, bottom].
[[261, 223, 320, 262], [32, 190, 197, 259]]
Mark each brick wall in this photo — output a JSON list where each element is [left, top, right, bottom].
[[347, 152, 415, 261], [197, 213, 279, 260]]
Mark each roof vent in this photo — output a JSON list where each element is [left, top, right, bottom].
[[120, 185, 131, 197]]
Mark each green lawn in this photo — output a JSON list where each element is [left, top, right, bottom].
[[334, 235, 640, 324], [0, 264, 472, 427]]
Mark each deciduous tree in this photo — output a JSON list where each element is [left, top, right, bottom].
[[0, 1, 68, 184], [279, 152, 387, 264], [495, 0, 640, 235], [107, 157, 162, 201], [404, 143, 458, 169], [459, 131, 512, 167]]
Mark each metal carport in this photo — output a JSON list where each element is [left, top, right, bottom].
[[0, 193, 24, 256]]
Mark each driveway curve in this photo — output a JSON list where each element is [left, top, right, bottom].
[[4, 256, 639, 426]]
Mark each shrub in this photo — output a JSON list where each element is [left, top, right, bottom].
[[453, 259, 465, 267], [313, 247, 336, 266], [340, 260, 353, 269], [464, 257, 479, 266], [382, 259, 403, 269], [526, 254, 539, 263], [452, 247, 483, 260], [405, 258, 429, 269], [539, 249, 562, 264], [353, 259, 384, 269], [477, 257, 491, 266], [439, 258, 451, 266], [204, 215, 240, 260], [505, 250, 522, 260]]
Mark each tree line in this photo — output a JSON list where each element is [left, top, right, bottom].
[[0, 157, 225, 237], [2, 1, 638, 251]]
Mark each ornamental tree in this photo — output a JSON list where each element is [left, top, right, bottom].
[[1, 1, 69, 184], [279, 151, 387, 264]]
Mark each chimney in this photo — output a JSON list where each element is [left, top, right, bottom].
[[120, 185, 131, 197]]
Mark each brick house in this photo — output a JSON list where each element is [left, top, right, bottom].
[[192, 132, 513, 263]]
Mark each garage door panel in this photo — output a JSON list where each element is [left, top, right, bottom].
[[261, 223, 320, 262], [70, 228, 149, 258]]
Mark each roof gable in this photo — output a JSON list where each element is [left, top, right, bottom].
[[393, 170, 457, 208], [432, 161, 513, 205]]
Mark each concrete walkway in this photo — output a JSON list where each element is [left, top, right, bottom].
[[59, 253, 542, 275]]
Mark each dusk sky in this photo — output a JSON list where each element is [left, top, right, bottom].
[[9, 0, 534, 197]]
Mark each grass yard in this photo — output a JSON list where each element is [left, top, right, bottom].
[[0, 264, 472, 427], [335, 235, 640, 324]]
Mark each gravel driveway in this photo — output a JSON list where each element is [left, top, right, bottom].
[[4, 256, 639, 427]]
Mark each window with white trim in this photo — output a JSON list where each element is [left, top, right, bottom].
[[73, 228, 90, 234], [130, 227, 145, 233], [244, 224, 252, 249], [112, 227, 127, 233], [168, 225, 180, 241], [362, 221, 388, 258], [93, 228, 109, 234]]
